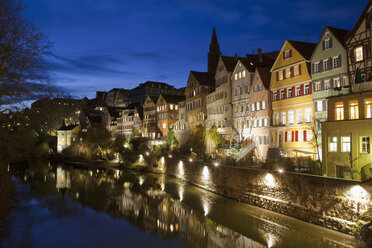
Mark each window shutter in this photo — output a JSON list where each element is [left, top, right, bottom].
[[285, 132, 287, 142], [290, 67, 294, 78], [312, 63, 314, 74], [321, 81, 324, 91], [322, 40, 325, 50], [292, 131, 294, 142], [340, 76, 343, 86], [292, 86, 295, 98], [338, 55, 342, 67], [295, 131, 298, 142], [329, 37, 332, 48], [284, 89, 287, 99], [309, 82, 312, 94], [330, 79, 334, 89], [323, 100, 327, 111], [289, 49, 292, 57], [364, 44, 368, 59], [328, 58, 333, 69], [300, 84, 304, 96], [283, 69, 286, 79], [304, 130, 307, 141], [315, 101, 318, 112], [276, 71, 279, 81], [299, 64, 301, 75], [319, 60, 323, 72]]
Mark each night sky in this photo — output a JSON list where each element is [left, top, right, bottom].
[[24, 0, 367, 99]]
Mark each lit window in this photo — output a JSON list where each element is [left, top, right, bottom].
[[274, 112, 279, 125], [278, 71, 284, 81], [316, 101, 323, 112], [256, 102, 261, 111], [305, 108, 312, 123], [333, 56, 340, 68], [334, 78, 341, 88], [264, 118, 268, 127], [294, 65, 300, 76], [262, 101, 266, 110], [365, 99, 372, 118], [251, 103, 255, 111], [329, 137, 337, 152], [284, 49, 291, 59], [298, 130, 303, 142], [175, 105, 178, 110], [242, 71, 246, 77], [281, 112, 286, 125], [296, 109, 303, 124], [285, 68, 291, 78], [341, 136, 351, 152], [287, 131, 292, 142], [235, 73, 238, 80], [355, 46, 363, 62], [349, 100, 359, 119], [162, 123, 166, 129], [170, 104, 174, 110], [238, 72, 242, 78], [335, 102, 344, 120], [61, 138, 64, 142], [314, 62, 320, 73], [288, 110, 294, 125], [304, 84, 310, 95], [324, 60, 328, 71], [324, 38, 330, 49], [324, 80, 330, 90], [296, 86, 301, 96], [287, 88, 292, 98], [361, 136, 370, 153], [307, 130, 313, 142]]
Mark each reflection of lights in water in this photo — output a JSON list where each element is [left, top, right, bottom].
[[89, 170, 93, 176], [7, 163, 10, 172], [267, 233, 275, 248], [44, 175, 46, 182], [203, 201, 209, 216], [202, 166, 210, 181], [168, 154, 172, 158], [161, 156, 165, 165], [161, 183, 165, 191], [178, 161, 184, 177], [116, 153, 120, 162], [178, 185, 184, 201], [96, 169, 99, 173], [278, 169, 284, 173], [115, 170, 120, 179], [347, 185, 370, 212], [76, 192, 79, 198], [214, 162, 219, 167], [139, 176, 144, 185], [264, 173, 276, 188], [139, 154, 144, 163]]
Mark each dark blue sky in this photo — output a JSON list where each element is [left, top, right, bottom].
[[24, 0, 367, 99]]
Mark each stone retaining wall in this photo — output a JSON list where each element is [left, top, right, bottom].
[[142, 157, 372, 235]]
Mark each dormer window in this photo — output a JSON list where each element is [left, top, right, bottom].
[[283, 49, 292, 59]]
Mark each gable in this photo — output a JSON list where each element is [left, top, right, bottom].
[[311, 27, 347, 62], [271, 41, 306, 71]]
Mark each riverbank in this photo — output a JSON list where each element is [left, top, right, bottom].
[[0, 164, 15, 229]]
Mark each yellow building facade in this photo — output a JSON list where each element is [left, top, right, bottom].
[[270, 40, 317, 158], [57, 122, 81, 153]]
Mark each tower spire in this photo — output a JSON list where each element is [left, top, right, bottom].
[[208, 26, 221, 73]]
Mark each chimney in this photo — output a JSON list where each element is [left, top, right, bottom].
[[258, 48, 263, 62]]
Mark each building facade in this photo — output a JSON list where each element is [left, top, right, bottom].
[[322, 90, 372, 181], [185, 71, 215, 129], [142, 96, 160, 139], [311, 26, 350, 160], [57, 122, 81, 153], [156, 95, 185, 137], [174, 100, 189, 147], [270, 40, 316, 159]]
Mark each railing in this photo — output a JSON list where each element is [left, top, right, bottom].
[[234, 141, 256, 161]]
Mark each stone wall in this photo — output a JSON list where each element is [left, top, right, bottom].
[[145, 158, 372, 235]]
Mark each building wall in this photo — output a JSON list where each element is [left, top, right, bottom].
[[174, 101, 189, 146], [142, 97, 159, 139], [156, 96, 179, 137], [57, 126, 80, 153], [270, 41, 316, 158]]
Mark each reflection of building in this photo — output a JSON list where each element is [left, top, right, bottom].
[[57, 122, 80, 153], [56, 166, 71, 189], [270, 40, 316, 159], [322, 91, 372, 181], [157, 198, 179, 236]]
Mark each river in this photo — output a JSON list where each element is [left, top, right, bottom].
[[0, 160, 367, 248]]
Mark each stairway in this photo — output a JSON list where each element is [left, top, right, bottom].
[[234, 141, 256, 161]]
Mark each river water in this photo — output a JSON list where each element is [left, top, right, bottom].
[[0, 161, 367, 248]]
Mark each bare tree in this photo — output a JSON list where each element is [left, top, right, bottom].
[[0, 0, 53, 112]]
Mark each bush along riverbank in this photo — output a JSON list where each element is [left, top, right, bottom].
[[0, 163, 16, 229]]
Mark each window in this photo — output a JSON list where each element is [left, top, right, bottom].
[[304, 84, 310, 95], [287, 88, 292, 98], [240, 104, 244, 112], [333, 56, 340, 68], [296, 86, 301, 97], [264, 118, 268, 127], [329, 137, 337, 152], [235, 88, 237, 96], [240, 87, 243, 94], [298, 130, 304, 142], [234, 73, 238, 80], [305, 108, 312, 123], [317, 100, 323, 112], [341, 136, 351, 152], [324, 80, 330, 90], [274, 112, 280, 125], [335, 102, 344, 120], [307, 130, 313, 142], [245, 85, 248, 93], [365, 98, 372, 118], [314, 62, 320, 73], [324, 38, 331, 49], [288, 110, 294, 125], [170, 104, 174, 110], [294, 65, 300, 76], [349, 100, 359, 119], [278, 71, 284, 81], [323, 59, 328, 71], [287, 131, 292, 142], [239, 72, 242, 78], [262, 101, 266, 110], [256, 102, 261, 111], [285, 68, 291, 78], [355, 46, 363, 62], [242, 71, 246, 77], [251, 103, 255, 111], [253, 119, 257, 128], [273, 92, 278, 101], [361, 136, 370, 153], [281, 112, 286, 125], [280, 90, 284, 99], [284, 49, 291, 59], [334, 78, 341, 88], [258, 119, 262, 127], [162, 123, 166, 129], [296, 109, 303, 124]]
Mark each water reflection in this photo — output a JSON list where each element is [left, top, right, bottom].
[[4, 161, 366, 248]]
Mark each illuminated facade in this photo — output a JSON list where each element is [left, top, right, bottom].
[[322, 90, 372, 181], [270, 40, 316, 158], [156, 94, 185, 137], [57, 122, 81, 153], [142, 96, 161, 139]]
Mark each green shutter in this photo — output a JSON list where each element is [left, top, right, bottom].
[[330, 78, 334, 88], [321, 81, 324, 91], [338, 55, 342, 67], [328, 58, 333, 69], [319, 60, 323, 72], [329, 37, 332, 48], [323, 100, 327, 111], [340, 77, 343, 86]]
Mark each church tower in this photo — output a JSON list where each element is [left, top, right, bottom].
[[208, 26, 221, 73]]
